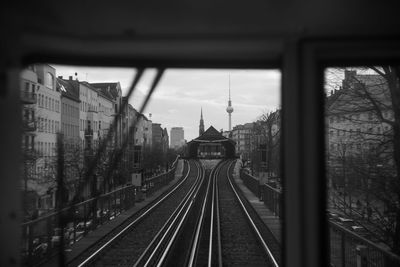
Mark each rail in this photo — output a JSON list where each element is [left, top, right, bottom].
[[20, 164, 177, 266], [230, 162, 279, 267]]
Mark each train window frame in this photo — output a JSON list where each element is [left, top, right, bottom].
[[281, 39, 400, 267], [2, 37, 400, 266]]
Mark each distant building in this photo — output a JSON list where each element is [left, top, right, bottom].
[[162, 128, 169, 152], [58, 77, 81, 201], [222, 130, 232, 139], [231, 123, 254, 161], [90, 82, 123, 148], [152, 123, 163, 147], [170, 127, 185, 150], [186, 126, 236, 159], [136, 113, 152, 148]]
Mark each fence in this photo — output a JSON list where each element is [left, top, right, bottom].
[[241, 169, 260, 197], [21, 164, 177, 266], [239, 168, 400, 267], [330, 221, 400, 267], [260, 183, 282, 219]]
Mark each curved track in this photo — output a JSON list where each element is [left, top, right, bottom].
[[163, 159, 281, 267], [73, 159, 281, 267], [70, 159, 204, 267]]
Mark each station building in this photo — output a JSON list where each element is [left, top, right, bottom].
[[186, 126, 236, 159]]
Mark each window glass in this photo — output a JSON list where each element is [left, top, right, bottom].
[[326, 67, 400, 266], [20, 65, 282, 266]]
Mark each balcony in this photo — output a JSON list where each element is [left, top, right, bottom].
[[85, 128, 93, 137], [20, 91, 37, 104], [22, 120, 36, 132]]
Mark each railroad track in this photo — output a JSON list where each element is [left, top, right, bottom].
[[220, 160, 281, 267], [70, 159, 204, 267], [163, 159, 281, 266], [72, 159, 281, 266]]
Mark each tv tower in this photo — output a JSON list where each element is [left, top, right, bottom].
[[226, 75, 234, 131]]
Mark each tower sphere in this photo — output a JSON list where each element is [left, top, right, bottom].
[[226, 106, 234, 113]]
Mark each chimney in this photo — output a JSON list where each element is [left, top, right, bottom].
[[69, 76, 73, 80], [58, 76, 63, 79], [330, 90, 333, 96]]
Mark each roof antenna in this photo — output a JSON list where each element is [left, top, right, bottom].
[[229, 74, 231, 101]]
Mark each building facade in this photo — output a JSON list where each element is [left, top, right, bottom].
[[58, 77, 81, 200], [21, 64, 61, 216], [231, 123, 254, 161], [20, 65, 159, 217], [170, 127, 185, 150], [326, 70, 394, 191]]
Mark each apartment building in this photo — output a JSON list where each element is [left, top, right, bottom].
[[326, 70, 393, 160], [231, 122, 254, 161], [90, 82, 123, 148], [326, 70, 395, 191], [21, 64, 61, 214]]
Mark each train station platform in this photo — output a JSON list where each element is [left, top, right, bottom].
[[231, 160, 282, 244], [43, 159, 185, 267]]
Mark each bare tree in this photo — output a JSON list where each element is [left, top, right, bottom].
[[252, 109, 281, 181], [326, 67, 400, 252]]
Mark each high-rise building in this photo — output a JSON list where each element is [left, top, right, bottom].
[[170, 127, 185, 150], [152, 123, 163, 147]]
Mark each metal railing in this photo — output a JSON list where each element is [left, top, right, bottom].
[[330, 221, 400, 267], [143, 164, 177, 196], [240, 170, 282, 218], [239, 167, 400, 266], [240, 170, 260, 197], [20, 164, 177, 266], [260, 183, 282, 219]]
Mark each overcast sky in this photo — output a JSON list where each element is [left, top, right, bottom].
[[52, 65, 281, 141]]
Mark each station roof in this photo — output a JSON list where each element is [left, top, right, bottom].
[[188, 126, 235, 144]]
